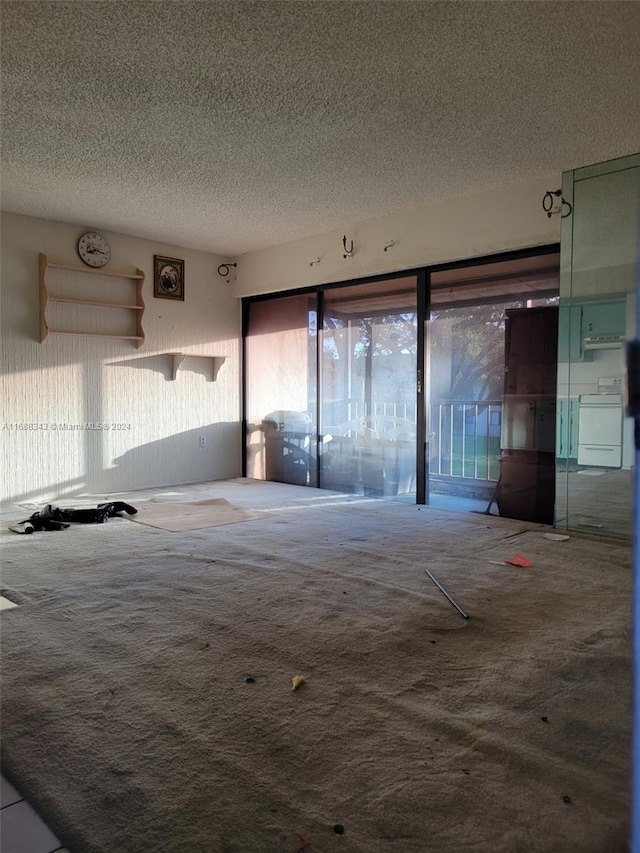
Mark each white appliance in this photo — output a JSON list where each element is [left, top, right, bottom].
[[577, 393, 623, 467]]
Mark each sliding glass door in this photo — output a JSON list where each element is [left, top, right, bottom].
[[426, 253, 560, 515], [245, 293, 317, 485], [243, 252, 561, 521], [320, 277, 418, 498]]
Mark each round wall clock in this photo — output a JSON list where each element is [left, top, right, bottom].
[[77, 232, 111, 267]]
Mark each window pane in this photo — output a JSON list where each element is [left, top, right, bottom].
[[320, 277, 418, 498]]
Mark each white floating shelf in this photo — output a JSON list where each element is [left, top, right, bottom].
[[168, 354, 226, 381]]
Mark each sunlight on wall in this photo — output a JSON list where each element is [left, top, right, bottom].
[[1, 212, 242, 504], [2, 362, 86, 500]]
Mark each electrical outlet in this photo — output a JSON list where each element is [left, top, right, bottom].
[[199, 435, 206, 447]]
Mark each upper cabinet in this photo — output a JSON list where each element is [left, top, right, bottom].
[[558, 295, 626, 362], [581, 297, 626, 339]]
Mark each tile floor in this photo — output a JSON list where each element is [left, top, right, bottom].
[[0, 775, 68, 853]]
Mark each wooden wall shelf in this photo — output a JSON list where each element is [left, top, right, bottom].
[[39, 253, 145, 347]]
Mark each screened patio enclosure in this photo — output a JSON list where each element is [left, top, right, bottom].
[[243, 249, 560, 514]]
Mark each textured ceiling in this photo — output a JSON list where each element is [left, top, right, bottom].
[[1, 1, 639, 256]]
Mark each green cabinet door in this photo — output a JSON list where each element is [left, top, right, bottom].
[[559, 297, 626, 363], [556, 397, 579, 459], [568, 397, 579, 458], [556, 397, 568, 458], [558, 304, 585, 362], [581, 299, 626, 339]]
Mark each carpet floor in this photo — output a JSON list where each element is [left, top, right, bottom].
[[0, 479, 632, 853], [129, 497, 269, 531]]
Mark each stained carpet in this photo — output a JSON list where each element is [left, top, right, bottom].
[[0, 480, 631, 853], [128, 497, 268, 531]]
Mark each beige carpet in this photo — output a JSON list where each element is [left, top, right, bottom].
[[128, 497, 269, 531], [0, 481, 632, 853]]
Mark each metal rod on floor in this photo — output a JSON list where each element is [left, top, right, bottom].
[[424, 569, 469, 619]]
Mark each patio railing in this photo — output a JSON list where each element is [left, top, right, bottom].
[[430, 400, 501, 482], [346, 399, 501, 483]]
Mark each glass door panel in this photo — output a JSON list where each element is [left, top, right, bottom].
[[557, 153, 640, 538], [245, 294, 317, 485], [320, 277, 418, 498], [428, 254, 559, 516]]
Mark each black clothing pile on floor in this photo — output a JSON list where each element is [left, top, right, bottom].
[[9, 502, 137, 534]]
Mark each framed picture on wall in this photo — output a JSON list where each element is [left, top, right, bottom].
[[154, 255, 184, 301]]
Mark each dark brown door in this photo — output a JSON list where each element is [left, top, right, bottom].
[[498, 306, 559, 524]]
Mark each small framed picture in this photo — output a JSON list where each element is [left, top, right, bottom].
[[154, 256, 184, 301]]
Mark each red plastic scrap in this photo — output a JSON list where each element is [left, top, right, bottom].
[[505, 554, 533, 567], [279, 832, 311, 852]]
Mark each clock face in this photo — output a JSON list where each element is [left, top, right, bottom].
[[78, 232, 111, 267]]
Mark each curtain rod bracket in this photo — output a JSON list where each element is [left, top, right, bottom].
[[342, 235, 354, 258], [542, 190, 572, 219], [217, 263, 237, 277]]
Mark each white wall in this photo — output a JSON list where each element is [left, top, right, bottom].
[[233, 175, 561, 296], [0, 213, 242, 504]]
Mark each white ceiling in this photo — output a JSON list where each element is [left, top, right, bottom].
[[1, 1, 639, 257]]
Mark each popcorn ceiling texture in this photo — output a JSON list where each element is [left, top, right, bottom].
[[1, 0, 639, 255]]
